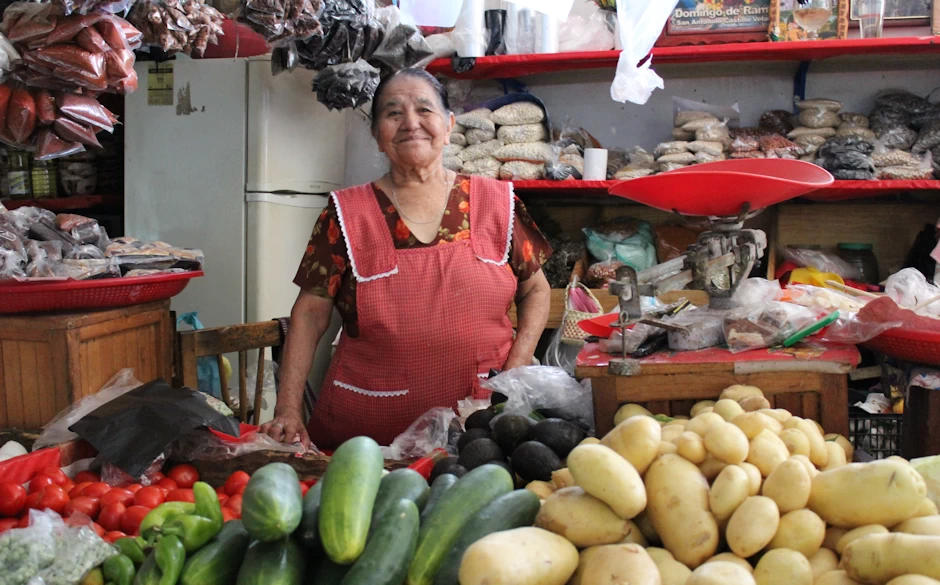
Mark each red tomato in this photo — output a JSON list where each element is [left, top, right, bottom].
[[61, 480, 75, 494], [0, 518, 18, 533], [150, 472, 166, 483], [101, 488, 135, 508], [74, 471, 101, 484], [167, 464, 200, 489], [90, 522, 105, 538], [225, 494, 242, 517], [217, 494, 229, 507], [121, 506, 150, 535], [126, 484, 143, 494], [0, 483, 27, 517], [134, 486, 164, 509], [165, 489, 195, 503], [216, 487, 226, 499], [65, 496, 100, 520], [221, 507, 237, 523], [38, 467, 69, 487], [69, 482, 92, 499], [25, 492, 42, 511], [300, 483, 309, 497], [37, 485, 69, 515], [80, 483, 112, 499], [98, 503, 126, 532], [157, 478, 178, 492], [29, 475, 56, 494], [223, 471, 250, 496], [103, 530, 127, 544], [17, 514, 30, 528]]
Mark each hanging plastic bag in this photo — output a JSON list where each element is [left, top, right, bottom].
[[482, 366, 594, 432], [382, 407, 458, 460], [610, 0, 679, 105], [177, 312, 229, 398]]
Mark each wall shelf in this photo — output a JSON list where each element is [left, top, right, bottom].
[[2, 195, 122, 213]]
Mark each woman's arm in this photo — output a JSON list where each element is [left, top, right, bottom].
[[259, 290, 334, 446], [503, 269, 551, 370]]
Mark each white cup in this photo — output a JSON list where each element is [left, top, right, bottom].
[[583, 148, 609, 181]]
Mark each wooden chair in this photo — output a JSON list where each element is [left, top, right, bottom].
[[177, 321, 283, 424]]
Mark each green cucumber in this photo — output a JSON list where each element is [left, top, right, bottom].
[[241, 462, 303, 542], [236, 538, 305, 585], [370, 469, 429, 533], [180, 520, 251, 585], [342, 499, 420, 585], [420, 474, 458, 525], [406, 464, 514, 585], [306, 558, 349, 585], [319, 436, 384, 565], [431, 490, 541, 585], [296, 481, 323, 550]]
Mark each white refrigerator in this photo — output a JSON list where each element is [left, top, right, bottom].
[[124, 55, 346, 411]]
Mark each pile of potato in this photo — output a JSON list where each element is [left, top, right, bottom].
[[515, 385, 939, 585]]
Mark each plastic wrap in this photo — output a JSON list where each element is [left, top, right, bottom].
[[732, 278, 783, 307], [913, 122, 940, 155], [171, 427, 305, 462], [723, 301, 819, 353], [481, 366, 594, 432], [875, 89, 934, 116], [0, 511, 59, 585], [583, 218, 656, 271], [294, 0, 380, 70], [0, 33, 21, 75], [759, 134, 803, 158], [886, 267, 940, 319], [0, 247, 26, 278], [370, 5, 433, 71], [782, 247, 863, 280], [558, 0, 614, 52], [312, 59, 380, 111], [821, 312, 902, 344], [798, 108, 841, 129], [381, 406, 457, 459], [241, 0, 322, 46], [609, 0, 679, 105], [786, 284, 867, 313], [128, 0, 223, 56], [759, 110, 795, 136]]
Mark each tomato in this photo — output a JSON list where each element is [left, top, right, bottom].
[[38, 467, 69, 487], [216, 487, 226, 498], [81, 483, 112, 499], [101, 488, 135, 508], [134, 486, 164, 509], [26, 492, 42, 510], [29, 474, 56, 494], [98, 503, 126, 532], [221, 507, 237, 523], [217, 494, 229, 507], [300, 483, 309, 497], [149, 472, 166, 483], [74, 471, 101, 484], [0, 483, 27, 517], [157, 478, 178, 492], [165, 489, 195, 503], [61, 480, 75, 494], [17, 514, 30, 528], [37, 485, 69, 515], [126, 484, 143, 494], [223, 471, 250, 496], [69, 482, 92, 499], [167, 464, 199, 489], [121, 505, 150, 535], [0, 518, 18, 533], [90, 522, 105, 538], [103, 530, 127, 544], [65, 496, 100, 520], [225, 494, 242, 517]]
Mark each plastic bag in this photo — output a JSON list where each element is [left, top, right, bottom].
[[723, 301, 819, 353], [583, 218, 656, 271], [759, 110, 794, 136], [798, 108, 841, 129], [543, 324, 580, 375], [875, 89, 934, 116], [382, 406, 457, 459], [610, 0, 679, 105], [786, 284, 867, 313], [0, 247, 26, 278], [558, 1, 613, 52], [821, 312, 902, 344], [783, 247, 863, 280], [886, 267, 940, 319], [171, 427, 305, 462], [370, 5, 433, 71], [732, 278, 783, 307], [673, 96, 741, 129], [481, 366, 594, 432], [312, 59, 380, 111], [100, 455, 165, 486], [177, 312, 227, 398], [129, 0, 223, 56]]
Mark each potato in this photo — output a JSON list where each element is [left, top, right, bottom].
[[635, 511, 660, 545], [740, 462, 763, 495], [688, 561, 757, 585], [579, 437, 601, 446], [747, 429, 790, 477], [823, 527, 848, 552], [705, 423, 750, 465], [666, 418, 688, 427], [706, 553, 753, 573], [710, 465, 751, 522], [763, 459, 812, 512], [620, 521, 648, 546], [651, 553, 693, 585], [727, 496, 780, 558], [815, 570, 863, 585], [567, 444, 646, 520], [659, 441, 678, 457], [576, 544, 660, 585], [769, 509, 826, 557], [740, 395, 772, 412], [822, 442, 848, 471], [602, 416, 661, 475], [674, 415, 690, 421], [645, 454, 719, 568], [837, 524, 889, 554], [678, 431, 708, 464], [552, 468, 576, 489], [841, 533, 940, 582], [715, 399, 746, 421], [888, 456, 910, 464], [535, 487, 631, 547], [687, 412, 726, 437], [646, 547, 674, 563], [614, 403, 652, 427], [825, 434, 854, 462], [700, 456, 730, 481], [793, 418, 829, 468], [691, 400, 717, 418], [760, 408, 794, 424], [734, 412, 783, 440], [791, 454, 820, 478], [459, 527, 578, 585], [894, 515, 940, 536], [721, 385, 764, 403], [525, 480, 555, 500], [887, 577, 940, 585], [809, 460, 927, 528], [808, 549, 840, 579], [754, 548, 813, 585], [914, 499, 940, 518], [781, 428, 812, 457], [662, 425, 685, 445]]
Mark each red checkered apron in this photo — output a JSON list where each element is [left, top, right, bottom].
[[306, 177, 517, 449]]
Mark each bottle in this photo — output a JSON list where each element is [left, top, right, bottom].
[[7, 149, 31, 200], [31, 159, 57, 199], [837, 243, 880, 285]]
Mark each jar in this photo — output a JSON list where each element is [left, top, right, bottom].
[[31, 160, 57, 199], [6, 149, 31, 200], [837, 243, 880, 285]]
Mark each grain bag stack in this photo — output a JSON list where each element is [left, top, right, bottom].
[[450, 102, 553, 180]]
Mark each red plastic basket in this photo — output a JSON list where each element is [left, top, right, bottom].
[[863, 328, 940, 366], [0, 271, 203, 314]]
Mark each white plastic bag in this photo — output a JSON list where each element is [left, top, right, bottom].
[[886, 267, 940, 318], [673, 96, 741, 129], [398, 0, 464, 27], [482, 366, 594, 432], [382, 407, 457, 460], [505, 0, 575, 21], [783, 248, 863, 280], [558, 1, 614, 52], [732, 278, 783, 307], [610, 0, 680, 105]]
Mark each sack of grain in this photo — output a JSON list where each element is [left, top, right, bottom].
[[493, 142, 556, 164], [456, 109, 495, 132], [491, 102, 545, 126], [466, 128, 497, 145], [497, 123, 547, 144], [499, 161, 546, 180], [461, 156, 502, 178], [460, 139, 504, 162]]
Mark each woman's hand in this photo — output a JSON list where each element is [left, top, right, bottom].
[[260, 406, 311, 448]]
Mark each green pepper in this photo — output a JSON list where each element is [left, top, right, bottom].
[[161, 482, 223, 553], [114, 537, 148, 566], [82, 568, 104, 585], [104, 554, 136, 585], [139, 502, 196, 543], [154, 535, 186, 585]]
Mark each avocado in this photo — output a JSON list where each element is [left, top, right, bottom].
[[486, 460, 517, 483], [465, 409, 496, 432], [490, 391, 509, 406], [511, 441, 563, 483], [457, 438, 505, 470], [430, 456, 467, 483], [533, 418, 586, 459], [457, 427, 491, 453], [492, 414, 534, 455]]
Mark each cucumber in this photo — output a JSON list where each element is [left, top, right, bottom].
[[370, 469, 429, 532], [242, 462, 303, 542], [319, 436, 384, 565], [236, 538, 305, 585], [296, 481, 323, 550], [342, 499, 420, 585], [431, 490, 541, 585], [406, 464, 514, 585], [180, 520, 251, 585], [420, 474, 458, 525], [306, 557, 350, 585]]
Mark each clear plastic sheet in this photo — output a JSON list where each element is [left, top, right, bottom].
[[481, 366, 594, 432], [787, 284, 867, 313], [731, 278, 783, 307], [381, 406, 457, 459], [558, 0, 613, 52], [782, 247, 863, 280], [723, 301, 819, 353], [821, 312, 902, 344], [886, 267, 940, 319], [171, 427, 305, 462]]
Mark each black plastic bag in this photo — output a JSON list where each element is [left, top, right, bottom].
[[312, 59, 379, 110]]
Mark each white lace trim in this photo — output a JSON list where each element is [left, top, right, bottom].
[[333, 380, 409, 398], [477, 372, 489, 379], [331, 191, 399, 283], [475, 181, 514, 266]]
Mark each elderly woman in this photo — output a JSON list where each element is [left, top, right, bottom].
[[261, 69, 552, 449]]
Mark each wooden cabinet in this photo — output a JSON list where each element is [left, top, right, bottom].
[[0, 301, 173, 428]]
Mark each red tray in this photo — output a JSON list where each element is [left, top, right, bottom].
[[0, 270, 203, 314], [863, 328, 940, 367]]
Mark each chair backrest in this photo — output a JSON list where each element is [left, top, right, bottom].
[[177, 321, 282, 424]]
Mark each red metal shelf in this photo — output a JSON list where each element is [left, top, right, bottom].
[[2, 195, 122, 213], [426, 37, 940, 79]]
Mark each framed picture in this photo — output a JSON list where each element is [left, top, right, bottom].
[[850, 0, 932, 22], [769, 0, 849, 41], [656, 0, 774, 46]]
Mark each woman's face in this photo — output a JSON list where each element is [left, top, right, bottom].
[[373, 76, 455, 171]]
